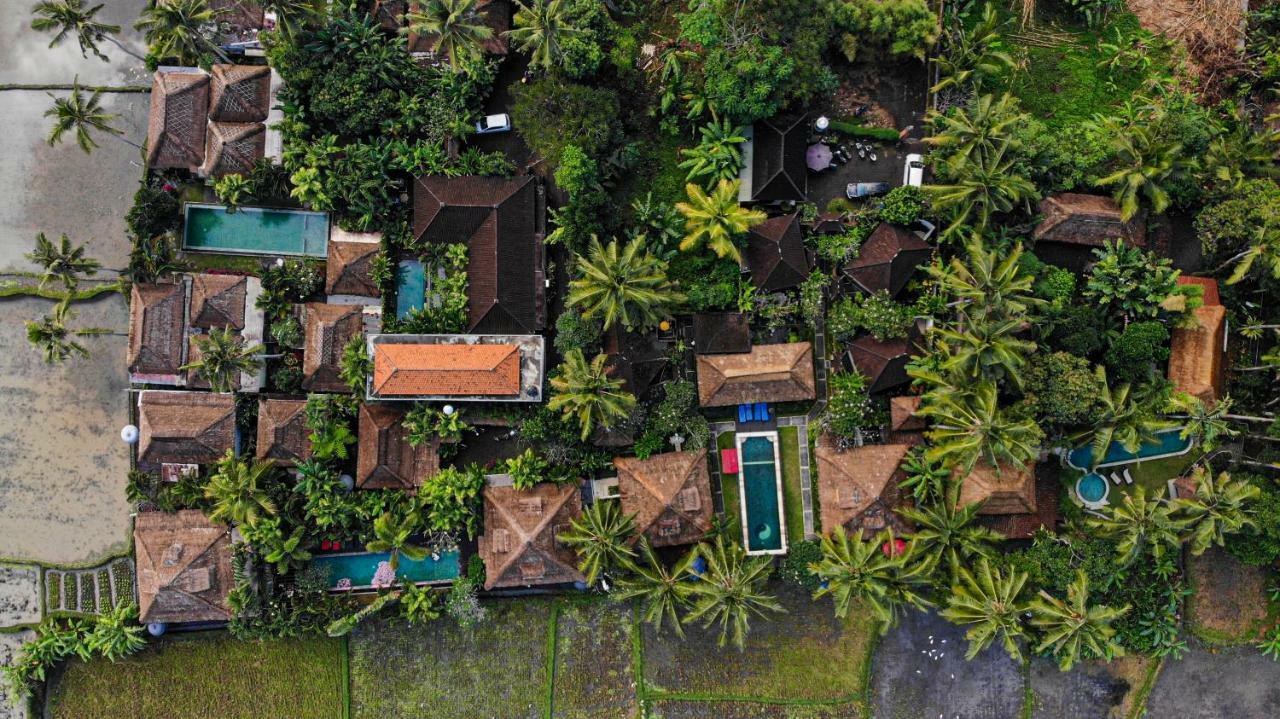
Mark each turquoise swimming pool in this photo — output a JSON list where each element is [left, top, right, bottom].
[[1076, 473, 1108, 504], [183, 203, 329, 257], [737, 434, 786, 555], [1066, 428, 1192, 470], [311, 549, 460, 589], [396, 259, 425, 318]]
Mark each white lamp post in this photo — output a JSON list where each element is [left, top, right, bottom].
[[120, 425, 139, 444]]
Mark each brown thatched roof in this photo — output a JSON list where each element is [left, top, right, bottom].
[[615, 449, 713, 547], [135, 509, 233, 624], [255, 398, 311, 465], [1168, 304, 1226, 403], [745, 213, 811, 291], [747, 114, 808, 202], [412, 175, 544, 334], [846, 336, 911, 394], [146, 70, 209, 171], [301, 303, 363, 393], [184, 334, 242, 391], [956, 462, 1036, 515], [842, 223, 931, 297], [356, 403, 440, 491], [889, 395, 926, 432], [696, 342, 816, 407], [325, 234, 381, 297], [208, 64, 270, 123], [692, 312, 751, 355], [200, 121, 265, 178], [478, 482, 584, 590], [976, 464, 1060, 539], [129, 282, 187, 378], [407, 0, 510, 55], [1033, 193, 1146, 247], [138, 391, 236, 465], [188, 273, 247, 330], [815, 441, 910, 535]]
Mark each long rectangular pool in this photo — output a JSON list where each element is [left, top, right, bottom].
[[736, 432, 787, 555], [1066, 428, 1192, 470], [183, 202, 329, 257], [396, 259, 425, 318], [310, 549, 460, 590]]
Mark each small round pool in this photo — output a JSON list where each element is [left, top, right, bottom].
[[1076, 473, 1109, 506]]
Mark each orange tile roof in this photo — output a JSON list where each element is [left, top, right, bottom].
[[372, 343, 521, 396]]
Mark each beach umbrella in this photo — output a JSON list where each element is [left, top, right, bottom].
[[806, 143, 833, 172]]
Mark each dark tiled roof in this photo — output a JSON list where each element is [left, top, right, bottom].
[[407, 0, 510, 55], [745, 213, 811, 291], [889, 395, 926, 432], [208, 64, 270, 123], [200, 121, 265, 178], [301, 303, 363, 394], [696, 342, 816, 407], [255, 398, 312, 465], [478, 482, 584, 590], [615, 449, 713, 547], [846, 336, 911, 394], [129, 282, 187, 377], [749, 114, 808, 202], [134, 509, 233, 624], [188, 273, 247, 330], [957, 462, 1036, 515], [146, 70, 209, 171], [325, 239, 381, 297], [1033, 193, 1146, 247], [976, 464, 1060, 539], [692, 312, 752, 355], [137, 391, 236, 465], [843, 223, 932, 297], [412, 175, 544, 334], [356, 403, 440, 491]]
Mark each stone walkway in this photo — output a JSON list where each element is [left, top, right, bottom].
[[776, 416, 815, 539]]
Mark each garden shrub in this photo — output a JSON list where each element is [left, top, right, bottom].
[[1045, 303, 1107, 358], [827, 291, 915, 342], [879, 186, 927, 226], [821, 371, 872, 441], [1225, 473, 1280, 565], [778, 539, 823, 591], [126, 186, 180, 239], [1104, 321, 1170, 385], [512, 76, 622, 167], [830, 0, 938, 61], [420, 465, 486, 537], [637, 380, 712, 457], [826, 121, 903, 141], [554, 312, 603, 357], [1194, 178, 1280, 262], [556, 0, 617, 79], [1021, 352, 1100, 430]]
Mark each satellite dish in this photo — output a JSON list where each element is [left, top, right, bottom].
[[120, 425, 139, 444]]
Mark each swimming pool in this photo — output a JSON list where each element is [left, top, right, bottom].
[[736, 432, 787, 555], [396, 259, 425, 318], [1066, 428, 1192, 470], [1075, 473, 1109, 508], [183, 203, 330, 257], [310, 549, 460, 590]]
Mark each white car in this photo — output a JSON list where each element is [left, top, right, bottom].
[[475, 113, 512, 134], [903, 153, 925, 187]]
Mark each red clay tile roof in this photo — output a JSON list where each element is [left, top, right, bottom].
[[255, 398, 311, 465], [302, 303, 363, 394], [412, 175, 544, 334], [1177, 276, 1220, 307], [1168, 305, 1226, 403], [748, 114, 808, 202], [372, 343, 520, 397], [696, 342, 816, 407], [134, 509, 233, 624], [200, 121, 264, 178], [956, 462, 1036, 515], [325, 239, 381, 297], [1033, 193, 1146, 247], [188, 273, 247, 330], [843, 223, 932, 297], [208, 64, 270, 123], [129, 282, 187, 377], [815, 442, 912, 535], [478, 482, 584, 590], [137, 391, 236, 465], [615, 449, 713, 548], [745, 213, 811, 291], [407, 0, 510, 55], [356, 403, 440, 490], [146, 70, 209, 171]]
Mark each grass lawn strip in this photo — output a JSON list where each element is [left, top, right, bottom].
[[715, 431, 742, 537], [551, 599, 638, 719], [645, 699, 862, 718], [349, 599, 552, 719], [45, 633, 343, 719], [778, 426, 804, 545]]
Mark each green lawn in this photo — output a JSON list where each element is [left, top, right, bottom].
[[716, 431, 741, 538], [778, 426, 805, 544], [46, 633, 344, 719]]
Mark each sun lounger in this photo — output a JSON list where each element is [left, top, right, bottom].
[[1123, 468, 1134, 484], [738, 405, 751, 423], [1110, 472, 1124, 485]]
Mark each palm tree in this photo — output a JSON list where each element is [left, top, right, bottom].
[[674, 180, 766, 263], [1029, 571, 1128, 671], [567, 236, 686, 331], [205, 450, 278, 527], [25, 232, 101, 291], [45, 83, 136, 154], [181, 327, 265, 393], [547, 349, 637, 441], [31, 0, 145, 61], [940, 557, 1030, 662], [134, 0, 229, 66], [898, 480, 1003, 583], [507, 0, 582, 72], [925, 93, 1027, 167], [917, 381, 1043, 473], [261, 524, 313, 574], [1072, 366, 1174, 467], [1091, 116, 1192, 221], [926, 236, 1043, 325], [615, 538, 696, 636], [683, 534, 785, 649], [1086, 487, 1184, 566], [260, 0, 320, 39], [678, 119, 748, 185], [926, 144, 1037, 237], [1166, 392, 1237, 451], [1172, 467, 1260, 556], [809, 527, 933, 632], [1223, 220, 1280, 286], [931, 3, 1016, 93], [366, 510, 429, 571], [934, 318, 1036, 390], [25, 301, 109, 364], [404, 0, 495, 72], [556, 500, 637, 586], [85, 603, 147, 660]]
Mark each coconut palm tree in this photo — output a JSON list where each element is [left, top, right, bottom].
[[934, 318, 1036, 390], [548, 349, 637, 441], [930, 3, 1016, 93], [404, 0, 495, 72], [1090, 116, 1192, 221], [926, 236, 1043, 325], [809, 527, 933, 632], [917, 381, 1043, 473], [31, 0, 145, 61], [134, 0, 229, 66], [926, 144, 1037, 237], [181, 327, 265, 393], [1029, 571, 1128, 671], [1086, 487, 1184, 566], [44, 83, 136, 154], [85, 603, 147, 660], [898, 480, 1003, 583], [683, 533, 785, 649], [674, 180, 766, 263], [25, 301, 109, 364], [1166, 392, 1237, 451], [926, 93, 1027, 167], [940, 557, 1030, 662], [567, 236, 686, 331], [1171, 467, 1260, 556], [366, 510, 429, 571], [205, 450, 278, 528], [1072, 366, 1174, 467], [260, 0, 321, 39], [1223, 220, 1280, 285], [556, 499, 637, 586], [507, 0, 582, 72], [678, 119, 748, 185], [25, 232, 101, 291], [615, 538, 697, 636]]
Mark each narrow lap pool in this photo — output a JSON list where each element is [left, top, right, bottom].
[[183, 203, 329, 257], [396, 259, 425, 318], [1066, 428, 1192, 470], [310, 549, 460, 590], [736, 433, 786, 555]]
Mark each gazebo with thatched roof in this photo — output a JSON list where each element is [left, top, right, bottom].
[[477, 482, 584, 590], [615, 449, 713, 547], [815, 441, 912, 535], [134, 509, 234, 625]]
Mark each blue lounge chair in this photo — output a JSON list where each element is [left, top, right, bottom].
[[738, 404, 751, 423], [755, 403, 770, 422]]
